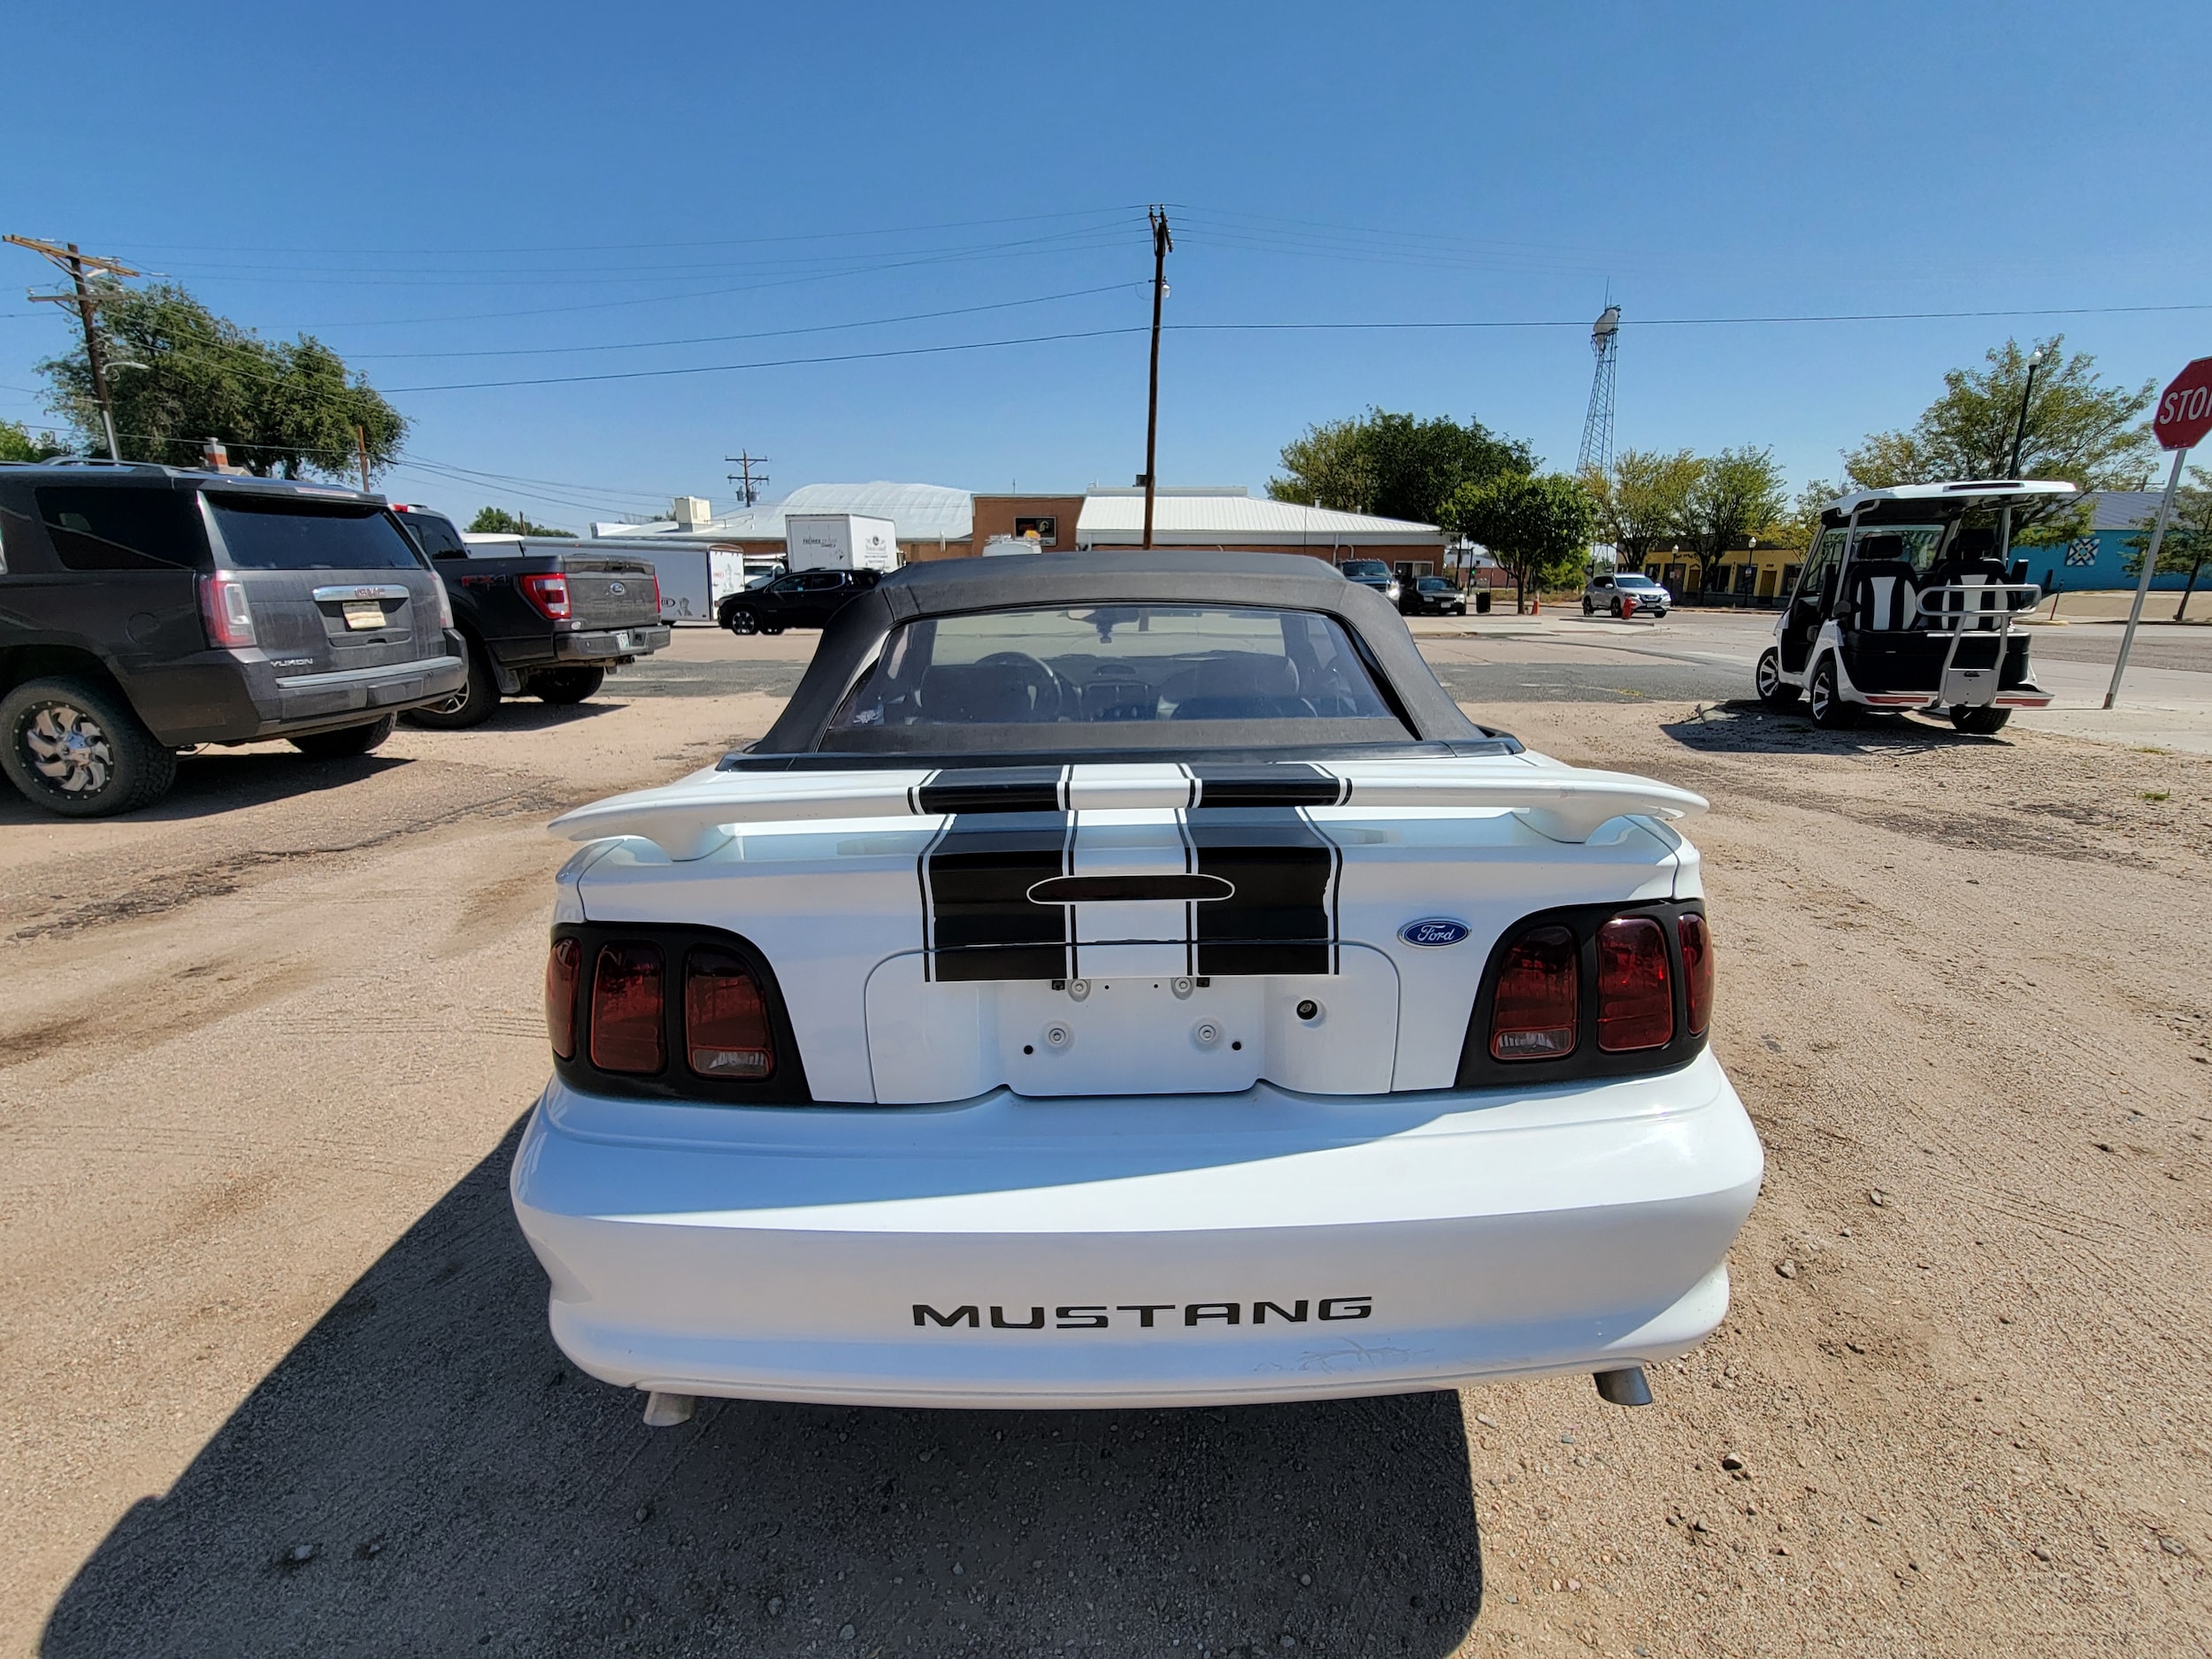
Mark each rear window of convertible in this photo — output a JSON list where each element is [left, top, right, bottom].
[[824, 604, 1408, 751]]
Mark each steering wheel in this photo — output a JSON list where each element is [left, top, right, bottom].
[[974, 652, 1064, 721]]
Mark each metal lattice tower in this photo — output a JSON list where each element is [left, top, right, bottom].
[[1577, 303, 1621, 475]]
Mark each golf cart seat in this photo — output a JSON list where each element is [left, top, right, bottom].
[[1845, 557, 1920, 632]]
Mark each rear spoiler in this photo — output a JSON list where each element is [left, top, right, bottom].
[[549, 760, 1707, 861]]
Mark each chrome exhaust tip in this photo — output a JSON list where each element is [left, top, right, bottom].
[[1594, 1366, 1653, 1407]]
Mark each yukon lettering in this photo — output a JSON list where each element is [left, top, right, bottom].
[[912, 1297, 1372, 1330]]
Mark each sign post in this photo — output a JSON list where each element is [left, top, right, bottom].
[[2106, 356, 2212, 709]]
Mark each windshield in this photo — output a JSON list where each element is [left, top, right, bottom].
[[209, 495, 426, 571], [1340, 560, 1390, 579], [824, 604, 1408, 753], [1617, 573, 1662, 588]]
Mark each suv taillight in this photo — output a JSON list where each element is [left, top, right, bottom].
[[545, 938, 581, 1060], [1597, 917, 1673, 1051], [685, 949, 774, 1079], [1489, 924, 1578, 1061], [1678, 912, 1713, 1037], [589, 943, 664, 1073], [429, 574, 455, 632], [650, 575, 662, 615], [520, 572, 572, 620], [198, 572, 257, 648]]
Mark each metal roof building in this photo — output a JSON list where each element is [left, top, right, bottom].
[[1074, 488, 1440, 549], [594, 481, 972, 546]]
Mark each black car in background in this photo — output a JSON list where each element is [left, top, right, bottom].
[[718, 567, 881, 634], [391, 507, 670, 727], [1398, 576, 1468, 616], [1337, 557, 1402, 607], [0, 462, 465, 817]]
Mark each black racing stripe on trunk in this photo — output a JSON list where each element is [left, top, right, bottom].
[[916, 766, 1066, 815], [923, 810, 1071, 982], [1188, 762, 1346, 808], [1187, 807, 1337, 976]]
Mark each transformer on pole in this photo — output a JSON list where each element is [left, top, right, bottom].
[[1577, 303, 1621, 476]]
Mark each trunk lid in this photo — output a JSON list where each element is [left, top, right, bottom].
[[563, 758, 1699, 1104]]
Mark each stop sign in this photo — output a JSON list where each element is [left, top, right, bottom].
[[2153, 356, 2212, 451]]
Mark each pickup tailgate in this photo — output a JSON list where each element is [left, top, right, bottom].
[[562, 557, 662, 629]]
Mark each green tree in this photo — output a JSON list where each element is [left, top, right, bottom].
[[1766, 479, 1836, 551], [36, 279, 408, 482], [1579, 448, 1702, 572], [2121, 466, 2212, 623], [1442, 472, 1594, 613], [467, 507, 574, 536], [1681, 446, 1789, 565], [1841, 336, 2155, 541], [1269, 409, 1534, 525], [0, 419, 67, 463]]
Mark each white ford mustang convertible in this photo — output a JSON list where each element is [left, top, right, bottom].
[[511, 552, 1762, 1425]]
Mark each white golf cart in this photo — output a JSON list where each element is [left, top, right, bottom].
[[1755, 480, 2068, 734]]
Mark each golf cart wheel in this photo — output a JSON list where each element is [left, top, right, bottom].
[[1808, 657, 1857, 728], [1950, 705, 2011, 735], [1755, 648, 1800, 708], [722, 604, 758, 635], [402, 639, 500, 730], [289, 715, 396, 758], [0, 676, 177, 818], [527, 666, 605, 704]]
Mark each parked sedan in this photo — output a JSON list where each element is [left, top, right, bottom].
[[1399, 576, 1468, 617], [516, 550, 1758, 1428]]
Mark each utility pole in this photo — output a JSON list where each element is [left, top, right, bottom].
[[6, 235, 142, 461], [356, 425, 371, 493], [1141, 205, 1172, 550], [725, 452, 772, 508]]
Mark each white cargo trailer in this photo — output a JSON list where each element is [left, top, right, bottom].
[[786, 512, 899, 572]]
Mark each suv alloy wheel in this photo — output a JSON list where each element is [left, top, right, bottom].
[[0, 676, 178, 817]]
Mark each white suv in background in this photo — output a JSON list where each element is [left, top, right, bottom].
[[1583, 572, 1670, 618]]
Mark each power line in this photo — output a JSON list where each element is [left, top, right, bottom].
[[347, 282, 1143, 361], [112, 205, 1151, 259], [383, 325, 1146, 393], [1168, 301, 2212, 334]]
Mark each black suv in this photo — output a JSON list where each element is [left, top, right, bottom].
[[718, 567, 881, 634], [0, 463, 465, 817]]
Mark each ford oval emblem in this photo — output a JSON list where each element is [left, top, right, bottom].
[[1399, 918, 1471, 948], [608, 580, 626, 595]]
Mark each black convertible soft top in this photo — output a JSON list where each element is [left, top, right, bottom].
[[745, 549, 1510, 763]]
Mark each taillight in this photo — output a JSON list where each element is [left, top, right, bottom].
[[430, 574, 455, 632], [520, 572, 572, 620], [1597, 917, 1673, 1051], [1489, 924, 1578, 1061], [650, 574, 662, 615], [1678, 912, 1712, 1037], [685, 949, 774, 1079], [544, 937, 580, 1060], [198, 572, 257, 648], [589, 943, 664, 1072]]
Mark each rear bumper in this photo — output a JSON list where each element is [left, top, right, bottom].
[[510, 1049, 1763, 1409], [555, 624, 670, 664], [138, 642, 468, 743]]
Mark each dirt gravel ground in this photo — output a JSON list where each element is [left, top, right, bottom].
[[2, 628, 2208, 1658]]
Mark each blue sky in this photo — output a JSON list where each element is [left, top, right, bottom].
[[4, 0, 2206, 526]]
